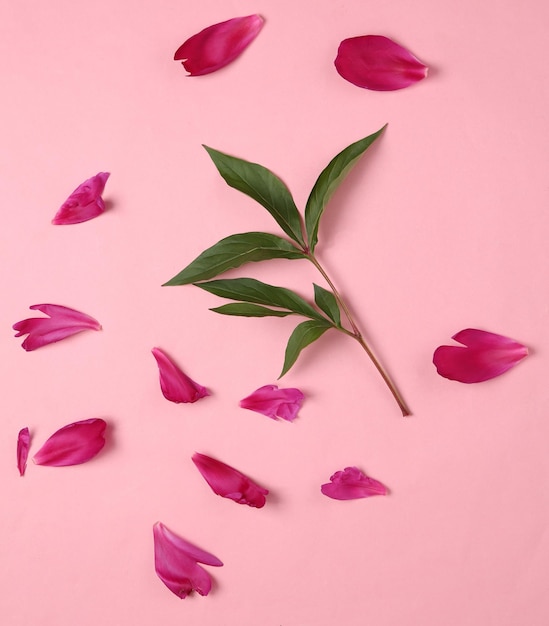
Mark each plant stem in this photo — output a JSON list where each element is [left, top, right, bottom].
[[306, 252, 411, 417]]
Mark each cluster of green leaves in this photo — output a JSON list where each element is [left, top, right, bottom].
[[164, 125, 386, 376]]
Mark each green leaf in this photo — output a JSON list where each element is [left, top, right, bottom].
[[203, 146, 306, 247], [304, 125, 387, 252], [195, 278, 328, 322], [163, 232, 305, 286], [313, 284, 341, 326], [210, 303, 294, 317], [280, 320, 332, 377]]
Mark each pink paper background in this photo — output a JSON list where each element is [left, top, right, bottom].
[[1, 1, 548, 624]]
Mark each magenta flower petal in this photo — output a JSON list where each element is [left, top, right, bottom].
[[33, 418, 106, 467], [174, 14, 264, 76], [152, 348, 209, 404], [153, 522, 222, 599], [433, 328, 529, 383], [192, 452, 268, 508], [239, 384, 304, 421], [321, 466, 388, 500], [17, 427, 30, 476], [335, 35, 427, 91], [52, 172, 110, 225], [13, 304, 101, 351]]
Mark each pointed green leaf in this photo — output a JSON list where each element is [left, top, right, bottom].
[[195, 278, 328, 322], [203, 146, 306, 247], [313, 284, 341, 326], [210, 303, 293, 317], [304, 125, 386, 252], [280, 320, 332, 377], [163, 232, 305, 286]]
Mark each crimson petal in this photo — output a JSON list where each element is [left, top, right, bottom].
[[174, 14, 264, 76], [13, 304, 101, 351], [52, 172, 110, 225], [153, 522, 222, 599], [17, 427, 30, 476], [192, 452, 268, 508], [239, 384, 304, 421], [152, 348, 209, 403], [33, 418, 106, 467], [433, 329, 528, 383], [321, 466, 388, 500], [335, 35, 427, 91]]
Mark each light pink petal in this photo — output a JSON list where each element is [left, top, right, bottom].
[[239, 384, 304, 421], [153, 522, 222, 599], [17, 427, 30, 476], [192, 452, 268, 508], [174, 14, 264, 76], [335, 35, 427, 91], [33, 418, 106, 467], [13, 304, 101, 351], [433, 328, 528, 383], [321, 466, 388, 500], [52, 172, 110, 225], [152, 348, 209, 404]]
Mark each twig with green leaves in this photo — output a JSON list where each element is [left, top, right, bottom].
[[164, 125, 411, 417]]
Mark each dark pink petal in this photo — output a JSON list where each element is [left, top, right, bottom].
[[321, 466, 388, 500], [174, 14, 264, 76], [335, 35, 427, 91], [152, 348, 210, 403], [433, 329, 529, 383], [13, 304, 101, 351], [152, 348, 209, 404], [17, 427, 30, 476], [33, 418, 106, 467], [192, 452, 268, 508], [52, 172, 110, 225], [239, 384, 304, 421], [153, 522, 222, 599]]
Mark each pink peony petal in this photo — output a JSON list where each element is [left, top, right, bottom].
[[321, 466, 388, 500], [152, 348, 209, 404], [33, 418, 106, 467], [192, 452, 268, 508], [17, 427, 30, 476], [13, 304, 101, 351], [52, 172, 110, 225], [335, 35, 427, 91], [174, 14, 264, 76], [153, 522, 222, 599], [433, 328, 529, 383], [239, 384, 304, 421]]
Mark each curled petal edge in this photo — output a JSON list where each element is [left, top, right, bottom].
[[17, 427, 31, 476]]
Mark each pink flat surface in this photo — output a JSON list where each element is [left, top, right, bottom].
[[2, 1, 548, 624]]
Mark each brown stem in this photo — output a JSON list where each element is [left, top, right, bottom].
[[306, 252, 411, 417]]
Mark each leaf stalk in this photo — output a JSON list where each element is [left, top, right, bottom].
[[305, 251, 411, 417]]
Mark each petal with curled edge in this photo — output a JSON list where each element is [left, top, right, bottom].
[[152, 348, 209, 403], [52, 172, 110, 225], [192, 452, 268, 508], [321, 466, 388, 500], [17, 427, 30, 476], [13, 304, 101, 351], [239, 384, 304, 421], [153, 522, 222, 599]]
